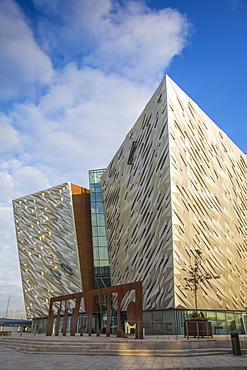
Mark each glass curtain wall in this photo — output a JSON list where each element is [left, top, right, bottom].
[[89, 169, 111, 289]]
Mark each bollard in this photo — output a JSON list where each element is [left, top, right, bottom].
[[231, 333, 242, 356]]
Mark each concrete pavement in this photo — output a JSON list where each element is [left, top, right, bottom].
[[1, 345, 247, 370]]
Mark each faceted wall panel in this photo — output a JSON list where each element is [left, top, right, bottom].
[[102, 75, 247, 312], [101, 79, 174, 310], [166, 78, 247, 310], [13, 183, 92, 318]]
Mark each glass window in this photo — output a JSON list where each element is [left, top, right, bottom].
[[90, 184, 96, 192], [97, 214, 105, 226], [89, 168, 110, 288], [90, 193, 96, 202], [92, 237, 98, 247], [92, 227, 98, 237], [98, 236, 107, 246], [99, 247, 109, 260], [216, 311, 226, 323], [90, 202, 97, 213], [91, 214, 97, 225], [103, 277, 111, 287], [95, 277, 101, 289], [100, 259, 109, 268], [94, 260, 100, 268], [89, 172, 95, 184], [98, 227, 106, 237], [226, 312, 234, 323], [96, 202, 104, 213], [95, 183, 102, 193], [153, 311, 162, 321], [143, 312, 152, 321], [206, 311, 217, 322], [95, 171, 104, 182], [93, 248, 99, 259], [96, 193, 103, 202]]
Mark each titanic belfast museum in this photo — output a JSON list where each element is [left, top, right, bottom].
[[13, 76, 247, 334]]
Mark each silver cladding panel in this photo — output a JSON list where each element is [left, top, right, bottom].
[[102, 77, 173, 311], [101, 75, 247, 311], [13, 183, 83, 318]]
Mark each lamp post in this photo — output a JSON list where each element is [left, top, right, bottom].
[[5, 295, 11, 318]]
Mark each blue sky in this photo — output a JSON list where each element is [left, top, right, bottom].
[[0, 0, 246, 317]]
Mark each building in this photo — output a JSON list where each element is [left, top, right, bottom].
[[101, 75, 247, 331], [13, 182, 94, 319], [0, 318, 32, 333], [13, 76, 247, 334]]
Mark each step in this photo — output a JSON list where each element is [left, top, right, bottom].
[[1, 337, 246, 357], [20, 348, 233, 357]]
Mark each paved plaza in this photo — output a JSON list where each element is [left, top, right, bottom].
[[0, 345, 247, 370]]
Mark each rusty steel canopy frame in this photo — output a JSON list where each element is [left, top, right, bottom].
[[46, 281, 143, 339]]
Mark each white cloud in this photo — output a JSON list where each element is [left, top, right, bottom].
[[0, 114, 19, 156], [83, 4, 190, 82], [0, 205, 15, 249], [0, 0, 53, 102], [31, 0, 190, 83], [0, 204, 24, 314], [0, 0, 191, 313], [0, 171, 14, 203], [0, 159, 50, 202], [12, 166, 50, 198], [6, 66, 152, 180]]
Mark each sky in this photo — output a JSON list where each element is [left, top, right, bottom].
[[0, 0, 246, 318]]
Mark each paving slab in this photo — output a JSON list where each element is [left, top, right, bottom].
[[1, 346, 247, 370]]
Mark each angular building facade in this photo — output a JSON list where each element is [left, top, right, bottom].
[[13, 183, 95, 319], [101, 75, 247, 315], [13, 76, 247, 334]]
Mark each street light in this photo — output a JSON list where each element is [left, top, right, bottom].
[[5, 295, 11, 318]]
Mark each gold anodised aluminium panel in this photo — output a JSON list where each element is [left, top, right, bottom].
[[101, 75, 247, 311], [101, 77, 174, 311], [167, 78, 247, 310], [13, 183, 88, 318]]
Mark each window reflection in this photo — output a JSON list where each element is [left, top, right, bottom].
[[89, 169, 111, 289]]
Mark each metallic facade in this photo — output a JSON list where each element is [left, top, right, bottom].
[[101, 75, 247, 312], [13, 182, 94, 318]]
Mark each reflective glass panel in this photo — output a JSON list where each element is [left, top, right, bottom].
[[93, 248, 99, 260], [90, 193, 96, 202], [96, 203, 104, 213], [98, 227, 106, 237], [98, 237, 107, 246], [99, 247, 109, 260], [92, 237, 98, 247], [89, 169, 111, 289], [96, 193, 103, 202], [97, 214, 105, 226]]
